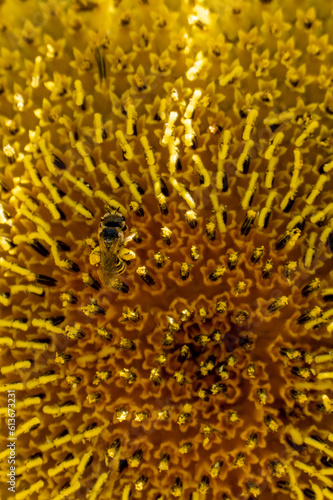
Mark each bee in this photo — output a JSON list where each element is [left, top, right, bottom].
[[97, 210, 136, 293]]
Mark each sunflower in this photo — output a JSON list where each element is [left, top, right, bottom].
[[0, 0, 333, 499]]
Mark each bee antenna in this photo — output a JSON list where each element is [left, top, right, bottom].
[[104, 204, 121, 214]]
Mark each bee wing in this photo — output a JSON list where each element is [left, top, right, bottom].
[[99, 249, 118, 287], [99, 236, 125, 286]]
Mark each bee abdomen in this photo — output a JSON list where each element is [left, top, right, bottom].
[[115, 257, 126, 275]]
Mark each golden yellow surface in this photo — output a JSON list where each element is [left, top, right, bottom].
[[0, 0, 333, 499]]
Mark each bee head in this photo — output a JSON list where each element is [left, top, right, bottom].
[[100, 212, 127, 231]]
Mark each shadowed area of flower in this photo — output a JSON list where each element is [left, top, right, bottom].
[[0, 0, 333, 499]]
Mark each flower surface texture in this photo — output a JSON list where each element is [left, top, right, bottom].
[[0, 0, 333, 499]]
